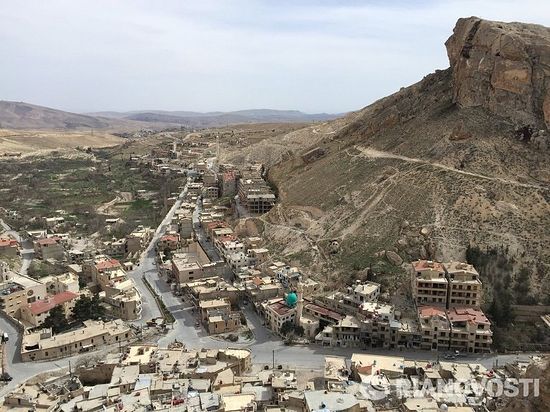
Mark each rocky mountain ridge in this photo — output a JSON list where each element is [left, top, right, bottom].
[[447, 17, 550, 131], [225, 17, 550, 303]]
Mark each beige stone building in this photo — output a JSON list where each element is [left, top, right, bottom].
[[0, 274, 48, 319], [246, 247, 269, 267], [0, 236, 19, 257], [33, 237, 65, 261], [447, 307, 492, 353], [41, 272, 80, 295], [207, 311, 241, 335], [171, 241, 215, 284], [261, 298, 296, 333], [418, 306, 451, 351], [199, 298, 231, 322], [84, 256, 142, 321], [126, 226, 153, 255], [102, 278, 142, 321], [184, 277, 240, 306], [20, 291, 79, 328], [157, 233, 180, 251], [21, 319, 132, 361], [411, 260, 448, 306], [444, 261, 483, 308]]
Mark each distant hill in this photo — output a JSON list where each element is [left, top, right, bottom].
[[90, 109, 341, 128], [0, 101, 341, 131], [0, 101, 113, 130]]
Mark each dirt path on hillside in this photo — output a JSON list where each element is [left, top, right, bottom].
[[352, 146, 549, 191], [97, 192, 132, 215]]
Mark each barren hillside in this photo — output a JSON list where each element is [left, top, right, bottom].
[[0, 101, 113, 129], [0, 129, 124, 154], [231, 17, 550, 302]]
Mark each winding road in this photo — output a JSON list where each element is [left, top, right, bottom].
[[350, 146, 549, 191]]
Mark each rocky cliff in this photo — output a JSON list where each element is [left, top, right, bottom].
[[446, 17, 550, 131], [222, 18, 550, 309]]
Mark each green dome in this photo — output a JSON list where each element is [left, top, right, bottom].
[[286, 292, 298, 307]]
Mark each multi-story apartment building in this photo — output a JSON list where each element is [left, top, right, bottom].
[[183, 277, 240, 306], [418, 306, 451, 351], [237, 175, 275, 215], [33, 237, 65, 261], [0, 282, 29, 318], [412, 260, 484, 310], [102, 238, 127, 259], [329, 315, 361, 348], [0, 236, 19, 257], [157, 233, 180, 251], [173, 207, 194, 239], [0, 275, 48, 319], [41, 272, 80, 295], [202, 186, 219, 199], [221, 170, 237, 196], [447, 307, 492, 353], [20, 291, 79, 328], [444, 261, 483, 308], [411, 260, 448, 306], [261, 297, 296, 333], [126, 226, 153, 255], [316, 303, 421, 351], [343, 281, 380, 306], [83, 256, 142, 321], [246, 248, 269, 267]]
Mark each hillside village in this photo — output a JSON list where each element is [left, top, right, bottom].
[[0, 127, 547, 411], [0, 8, 548, 412]]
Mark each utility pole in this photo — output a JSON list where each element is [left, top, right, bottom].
[[272, 349, 275, 370]]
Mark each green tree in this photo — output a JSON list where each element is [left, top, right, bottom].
[[43, 306, 69, 333], [73, 295, 105, 322], [280, 321, 304, 337], [280, 321, 294, 336]]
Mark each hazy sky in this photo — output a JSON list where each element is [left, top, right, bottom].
[[1, 1, 549, 114]]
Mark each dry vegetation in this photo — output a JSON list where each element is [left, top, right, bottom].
[[0, 137, 184, 240], [0, 128, 124, 154]]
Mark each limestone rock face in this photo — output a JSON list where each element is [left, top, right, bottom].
[[446, 17, 550, 129]]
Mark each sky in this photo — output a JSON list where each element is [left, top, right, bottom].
[[1, 0, 549, 114]]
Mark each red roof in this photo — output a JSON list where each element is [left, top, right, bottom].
[[95, 258, 121, 271], [447, 307, 490, 325], [29, 291, 79, 315], [0, 239, 18, 247], [223, 171, 236, 181], [418, 306, 446, 318], [304, 302, 345, 321], [36, 237, 60, 246], [161, 234, 179, 242], [413, 260, 444, 272], [206, 221, 227, 230], [252, 276, 263, 287], [269, 300, 294, 316]]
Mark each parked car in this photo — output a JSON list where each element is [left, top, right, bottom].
[[0, 373, 12, 382]]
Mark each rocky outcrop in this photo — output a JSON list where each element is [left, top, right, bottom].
[[446, 17, 550, 130]]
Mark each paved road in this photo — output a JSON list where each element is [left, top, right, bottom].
[[0, 219, 34, 275], [126, 180, 193, 325]]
